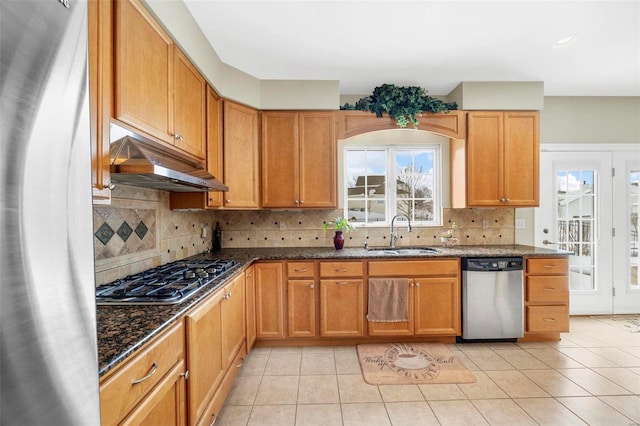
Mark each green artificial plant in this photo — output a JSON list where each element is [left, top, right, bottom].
[[340, 83, 457, 128], [323, 217, 355, 232]]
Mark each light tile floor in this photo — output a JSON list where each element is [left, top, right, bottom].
[[219, 316, 640, 425]]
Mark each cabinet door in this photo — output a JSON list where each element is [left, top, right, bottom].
[[222, 274, 246, 368], [206, 87, 224, 208], [320, 279, 364, 337], [223, 101, 260, 209], [262, 112, 299, 208], [288, 279, 316, 337], [115, 0, 173, 144], [121, 360, 186, 426], [254, 262, 285, 338], [88, 0, 112, 204], [503, 111, 539, 206], [299, 112, 336, 207], [414, 277, 460, 335], [184, 292, 224, 426], [466, 111, 504, 206], [245, 266, 257, 350], [173, 49, 206, 160]]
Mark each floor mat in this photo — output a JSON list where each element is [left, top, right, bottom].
[[356, 342, 476, 385]]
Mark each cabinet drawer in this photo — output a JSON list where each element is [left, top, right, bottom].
[[526, 257, 568, 275], [527, 276, 569, 303], [526, 306, 569, 333], [287, 261, 315, 278], [319, 261, 363, 277], [368, 259, 459, 277], [100, 320, 185, 426]]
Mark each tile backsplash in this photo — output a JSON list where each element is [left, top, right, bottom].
[[93, 186, 515, 285]]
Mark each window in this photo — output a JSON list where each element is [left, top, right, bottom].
[[344, 145, 441, 226]]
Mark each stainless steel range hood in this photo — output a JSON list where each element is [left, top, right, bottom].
[[109, 123, 228, 192]]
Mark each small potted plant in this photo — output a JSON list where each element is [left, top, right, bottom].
[[323, 217, 355, 250], [441, 221, 459, 247]]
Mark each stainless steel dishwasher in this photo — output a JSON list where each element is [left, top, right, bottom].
[[462, 257, 524, 340]]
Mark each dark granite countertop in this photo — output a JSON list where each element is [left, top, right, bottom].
[[96, 244, 570, 376]]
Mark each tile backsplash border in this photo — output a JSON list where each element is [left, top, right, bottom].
[[93, 186, 515, 286]]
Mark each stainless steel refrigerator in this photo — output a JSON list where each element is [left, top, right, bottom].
[[1, 0, 101, 424]]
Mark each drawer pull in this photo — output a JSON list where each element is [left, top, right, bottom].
[[132, 362, 158, 385], [336, 281, 349, 285], [543, 287, 557, 291], [236, 358, 244, 368], [294, 268, 308, 272], [335, 268, 348, 272], [543, 317, 557, 322], [543, 265, 555, 269], [209, 413, 217, 426]]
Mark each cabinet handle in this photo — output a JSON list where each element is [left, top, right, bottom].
[[299, 200, 304, 205], [543, 287, 557, 292], [180, 370, 190, 380], [543, 265, 556, 269], [294, 268, 308, 272], [295, 200, 300, 204], [335, 268, 348, 272], [310, 284, 314, 288], [173, 133, 184, 141], [132, 362, 158, 385], [336, 281, 349, 285], [209, 197, 216, 202], [236, 358, 244, 368], [226, 199, 231, 203], [543, 317, 557, 322], [416, 282, 420, 287], [103, 182, 115, 190], [209, 413, 217, 426]]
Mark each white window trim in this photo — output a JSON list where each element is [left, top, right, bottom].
[[342, 144, 442, 228]]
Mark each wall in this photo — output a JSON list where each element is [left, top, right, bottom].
[[94, 197, 515, 286]]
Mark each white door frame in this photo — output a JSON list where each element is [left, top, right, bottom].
[[537, 144, 640, 315]]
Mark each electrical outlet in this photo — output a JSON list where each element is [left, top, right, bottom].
[[516, 219, 526, 229], [279, 221, 286, 230], [482, 220, 489, 229]]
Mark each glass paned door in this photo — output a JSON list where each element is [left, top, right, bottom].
[[612, 158, 640, 313], [537, 152, 613, 314]]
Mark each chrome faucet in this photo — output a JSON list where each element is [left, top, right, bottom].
[[389, 214, 412, 247]]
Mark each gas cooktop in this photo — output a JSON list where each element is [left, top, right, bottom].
[[95, 258, 237, 305]]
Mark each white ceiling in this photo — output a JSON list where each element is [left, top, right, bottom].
[[183, 0, 640, 97]]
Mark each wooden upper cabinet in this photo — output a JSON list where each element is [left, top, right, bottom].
[[173, 49, 206, 160], [463, 111, 539, 207], [114, 0, 205, 160], [115, 0, 173, 143], [262, 111, 336, 208], [88, 0, 113, 204], [205, 86, 224, 208], [223, 101, 260, 209]]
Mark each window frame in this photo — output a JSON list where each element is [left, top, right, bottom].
[[342, 143, 442, 228]]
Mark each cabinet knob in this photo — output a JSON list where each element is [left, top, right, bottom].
[[209, 196, 216, 202], [299, 200, 304, 205], [310, 284, 314, 288], [103, 182, 115, 190], [173, 133, 184, 141], [416, 282, 420, 287], [226, 199, 231, 203], [180, 370, 190, 380]]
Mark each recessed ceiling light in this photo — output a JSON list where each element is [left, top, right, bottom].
[[553, 34, 578, 48]]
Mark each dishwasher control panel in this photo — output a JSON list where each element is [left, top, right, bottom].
[[462, 257, 523, 271]]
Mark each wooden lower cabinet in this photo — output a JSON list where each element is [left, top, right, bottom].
[[368, 259, 461, 337], [184, 273, 246, 426], [288, 280, 317, 337], [99, 321, 186, 426], [254, 262, 285, 339], [120, 360, 187, 426], [245, 265, 257, 350], [524, 256, 570, 338], [320, 279, 365, 337]]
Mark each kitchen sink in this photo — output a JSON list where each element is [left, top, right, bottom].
[[366, 247, 440, 256]]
